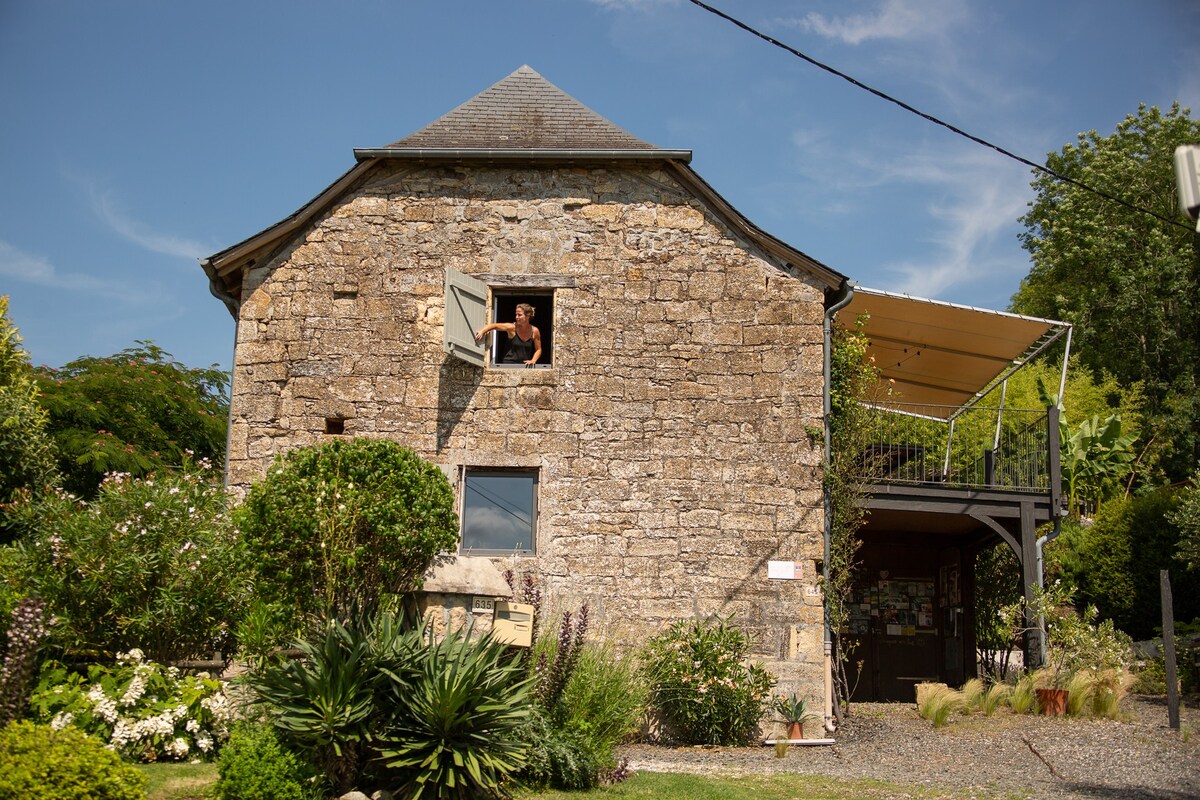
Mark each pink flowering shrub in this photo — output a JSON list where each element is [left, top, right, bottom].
[[641, 615, 775, 745], [9, 457, 244, 661]]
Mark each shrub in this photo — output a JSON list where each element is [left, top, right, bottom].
[[26, 650, 235, 762], [215, 722, 320, 800], [9, 458, 243, 662], [641, 615, 775, 745], [376, 628, 532, 800], [977, 682, 1011, 716], [1008, 672, 1038, 714], [520, 627, 646, 791], [250, 610, 531, 798], [235, 439, 458, 619], [1089, 668, 1134, 719], [957, 678, 985, 713], [0, 720, 147, 800]]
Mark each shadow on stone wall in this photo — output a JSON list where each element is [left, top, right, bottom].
[[435, 356, 483, 452]]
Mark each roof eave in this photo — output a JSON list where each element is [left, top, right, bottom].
[[352, 147, 693, 163]]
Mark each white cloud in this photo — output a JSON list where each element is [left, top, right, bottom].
[[88, 188, 211, 260], [791, 0, 966, 45], [0, 239, 170, 306]]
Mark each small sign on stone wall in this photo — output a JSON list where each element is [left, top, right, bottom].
[[768, 560, 801, 580]]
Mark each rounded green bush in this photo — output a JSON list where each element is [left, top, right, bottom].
[[0, 720, 147, 800], [235, 438, 459, 618], [215, 722, 318, 800]]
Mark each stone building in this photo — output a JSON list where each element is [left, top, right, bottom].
[[202, 65, 853, 714]]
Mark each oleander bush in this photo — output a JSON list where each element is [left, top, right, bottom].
[[641, 615, 775, 745], [26, 649, 235, 762], [0, 720, 147, 800], [7, 458, 244, 662]]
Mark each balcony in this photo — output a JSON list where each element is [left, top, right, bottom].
[[855, 402, 1058, 495]]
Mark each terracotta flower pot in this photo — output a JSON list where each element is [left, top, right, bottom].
[[1036, 688, 1068, 716], [786, 721, 804, 740]]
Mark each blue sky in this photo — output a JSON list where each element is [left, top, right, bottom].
[[2, 0, 1197, 373]]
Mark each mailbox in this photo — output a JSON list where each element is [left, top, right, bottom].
[[492, 600, 535, 648]]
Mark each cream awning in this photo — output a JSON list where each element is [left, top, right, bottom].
[[837, 287, 1070, 418]]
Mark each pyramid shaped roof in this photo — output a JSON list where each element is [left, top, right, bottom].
[[356, 65, 685, 157]]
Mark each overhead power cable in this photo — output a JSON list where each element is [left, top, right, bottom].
[[687, 0, 1191, 232]]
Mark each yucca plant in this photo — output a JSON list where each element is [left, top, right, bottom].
[[248, 615, 384, 795], [377, 629, 532, 800]]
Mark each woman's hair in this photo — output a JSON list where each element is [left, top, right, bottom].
[[516, 302, 535, 320]]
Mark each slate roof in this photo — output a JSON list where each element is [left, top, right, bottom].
[[379, 65, 661, 151]]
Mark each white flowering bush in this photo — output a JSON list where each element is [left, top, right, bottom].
[[26, 649, 237, 762], [641, 616, 775, 745], [8, 456, 245, 661]]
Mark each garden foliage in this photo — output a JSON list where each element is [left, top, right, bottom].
[[0, 598, 47, 726], [519, 605, 645, 791], [236, 439, 459, 619], [34, 342, 228, 497], [249, 611, 531, 798], [215, 722, 320, 800], [9, 458, 243, 661], [641, 616, 774, 745], [0, 720, 147, 800], [0, 296, 58, 538], [27, 649, 234, 762]]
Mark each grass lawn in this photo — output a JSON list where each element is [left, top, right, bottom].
[[138, 761, 218, 800], [138, 764, 1017, 800]]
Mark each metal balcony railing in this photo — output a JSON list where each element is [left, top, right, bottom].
[[855, 402, 1056, 493]]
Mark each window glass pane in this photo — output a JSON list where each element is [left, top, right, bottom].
[[462, 471, 536, 553]]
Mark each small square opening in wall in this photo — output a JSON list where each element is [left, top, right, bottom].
[[460, 468, 538, 555], [489, 292, 553, 367], [324, 417, 346, 435]]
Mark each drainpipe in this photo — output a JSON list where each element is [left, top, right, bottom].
[[822, 280, 855, 733], [1034, 519, 1063, 667]]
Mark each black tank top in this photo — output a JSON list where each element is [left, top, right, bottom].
[[502, 331, 536, 363]]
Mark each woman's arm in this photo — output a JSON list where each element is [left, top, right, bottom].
[[526, 326, 543, 365], [474, 321, 514, 342]]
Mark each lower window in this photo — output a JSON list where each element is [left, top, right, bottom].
[[461, 468, 538, 554]]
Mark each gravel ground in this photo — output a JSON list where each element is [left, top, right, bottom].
[[619, 696, 1200, 799]]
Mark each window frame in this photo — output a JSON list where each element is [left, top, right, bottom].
[[488, 290, 555, 369], [459, 467, 539, 556]]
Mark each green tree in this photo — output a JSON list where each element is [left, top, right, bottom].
[[1011, 103, 1200, 482], [1045, 489, 1199, 638], [1170, 466, 1200, 570], [235, 439, 459, 620], [34, 342, 228, 497], [0, 297, 58, 535]]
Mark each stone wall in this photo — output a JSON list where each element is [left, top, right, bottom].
[[228, 161, 828, 700]]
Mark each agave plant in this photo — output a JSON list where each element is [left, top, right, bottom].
[[376, 629, 533, 800]]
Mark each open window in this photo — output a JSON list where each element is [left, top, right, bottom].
[[489, 291, 554, 368], [444, 268, 566, 369], [460, 468, 538, 555]]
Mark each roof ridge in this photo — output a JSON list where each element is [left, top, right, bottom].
[[379, 65, 662, 151]]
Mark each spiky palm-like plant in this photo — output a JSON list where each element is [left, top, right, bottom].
[[377, 629, 532, 800]]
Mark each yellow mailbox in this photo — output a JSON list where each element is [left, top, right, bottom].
[[492, 600, 535, 648]]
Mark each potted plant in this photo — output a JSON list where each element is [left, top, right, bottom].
[[773, 693, 818, 740]]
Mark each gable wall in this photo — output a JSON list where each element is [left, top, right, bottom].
[[228, 161, 828, 698]]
